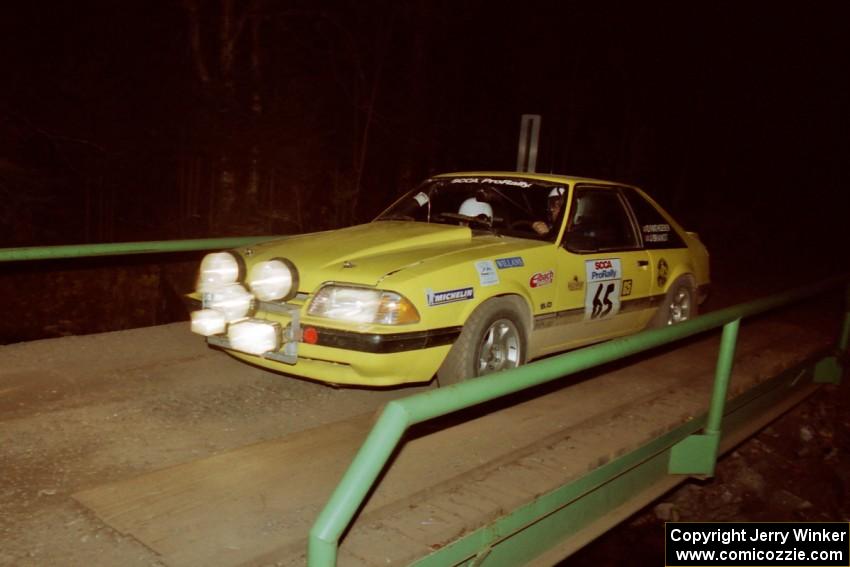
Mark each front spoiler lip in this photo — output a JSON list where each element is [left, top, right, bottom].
[[307, 325, 461, 354], [207, 325, 462, 356], [207, 334, 296, 364]]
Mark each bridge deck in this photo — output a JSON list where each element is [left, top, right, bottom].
[[48, 311, 833, 566]]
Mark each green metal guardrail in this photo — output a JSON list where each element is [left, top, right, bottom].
[[3, 239, 847, 564], [308, 274, 850, 566], [0, 237, 277, 263]]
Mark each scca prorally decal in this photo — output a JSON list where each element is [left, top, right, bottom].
[[495, 256, 524, 269], [449, 177, 531, 188], [426, 287, 474, 307], [529, 270, 554, 288], [480, 177, 531, 187], [588, 258, 621, 281]]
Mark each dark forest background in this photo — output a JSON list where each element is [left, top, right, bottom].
[[1, 1, 848, 341]]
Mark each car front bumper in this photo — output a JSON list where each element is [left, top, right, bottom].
[[188, 296, 458, 386]]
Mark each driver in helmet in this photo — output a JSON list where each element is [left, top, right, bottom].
[[458, 197, 493, 223], [532, 187, 565, 236]]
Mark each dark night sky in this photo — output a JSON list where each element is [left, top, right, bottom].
[[1, 1, 848, 262]]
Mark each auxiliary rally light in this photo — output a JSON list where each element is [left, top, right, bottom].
[[228, 320, 281, 355], [190, 309, 226, 336]]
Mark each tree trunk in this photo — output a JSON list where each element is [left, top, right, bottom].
[[182, 0, 211, 84], [349, 10, 393, 225], [246, 15, 262, 207]]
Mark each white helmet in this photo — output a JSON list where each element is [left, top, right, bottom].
[[548, 187, 565, 198], [458, 197, 493, 220]]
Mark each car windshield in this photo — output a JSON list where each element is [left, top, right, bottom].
[[374, 176, 568, 241]]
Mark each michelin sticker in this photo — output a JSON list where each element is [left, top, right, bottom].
[[426, 287, 474, 307], [584, 259, 622, 320], [475, 260, 499, 286], [495, 256, 524, 269]]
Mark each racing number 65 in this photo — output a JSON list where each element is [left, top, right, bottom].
[[591, 283, 615, 319]]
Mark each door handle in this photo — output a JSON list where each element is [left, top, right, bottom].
[[637, 260, 649, 267]]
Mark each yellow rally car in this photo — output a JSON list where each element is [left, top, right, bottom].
[[188, 172, 709, 386]]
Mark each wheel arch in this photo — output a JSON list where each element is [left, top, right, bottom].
[[663, 263, 697, 294], [436, 292, 533, 386], [451, 285, 535, 336], [488, 292, 534, 340]]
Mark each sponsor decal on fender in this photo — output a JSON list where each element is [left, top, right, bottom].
[[530, 270, 555, 288], [495, 256, 524, 269], [426, 287, 474, 307], [657, 258, 669, 287], [475, 260, 499, 286]]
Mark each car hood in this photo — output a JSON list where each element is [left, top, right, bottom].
[[236, 221, 534, 292]]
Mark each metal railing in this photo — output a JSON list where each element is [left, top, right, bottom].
[[308, 274, 850, 565], [2, 239, 847, 564], [0, 237, 276, 263]]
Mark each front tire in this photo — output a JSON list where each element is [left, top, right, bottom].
[[437, 296, 529, 386], [649, 275, 697, 328]]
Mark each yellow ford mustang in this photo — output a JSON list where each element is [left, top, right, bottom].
[[188, 172, 709, 386]]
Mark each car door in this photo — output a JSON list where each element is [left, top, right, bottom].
[[538, 185, 652, 354]]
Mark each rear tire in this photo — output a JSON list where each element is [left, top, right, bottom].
[[437, 296, 529, 386], [649, 275, 697, 328]]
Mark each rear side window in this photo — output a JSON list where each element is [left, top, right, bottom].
[[622, 188, 686, 249]]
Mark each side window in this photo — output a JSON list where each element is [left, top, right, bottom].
[[622, 188, 686, 249], [564, 188, 638, 253]]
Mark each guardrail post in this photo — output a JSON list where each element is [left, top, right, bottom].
[[308, 402, 410, 567], [668, 318, 740, 476], [814, 282, 850, 384]]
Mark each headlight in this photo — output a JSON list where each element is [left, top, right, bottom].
[[202, 283, 253, 322], [248, 258, 298, 301], [197, 252, 242, 291], [307, 285, 420, 325]]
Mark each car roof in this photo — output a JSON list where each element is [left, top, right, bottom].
[[434, 171, 640, 190]]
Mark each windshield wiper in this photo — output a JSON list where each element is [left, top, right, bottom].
[[434, 212, 501, 235], [375, 214, 416, 221]]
